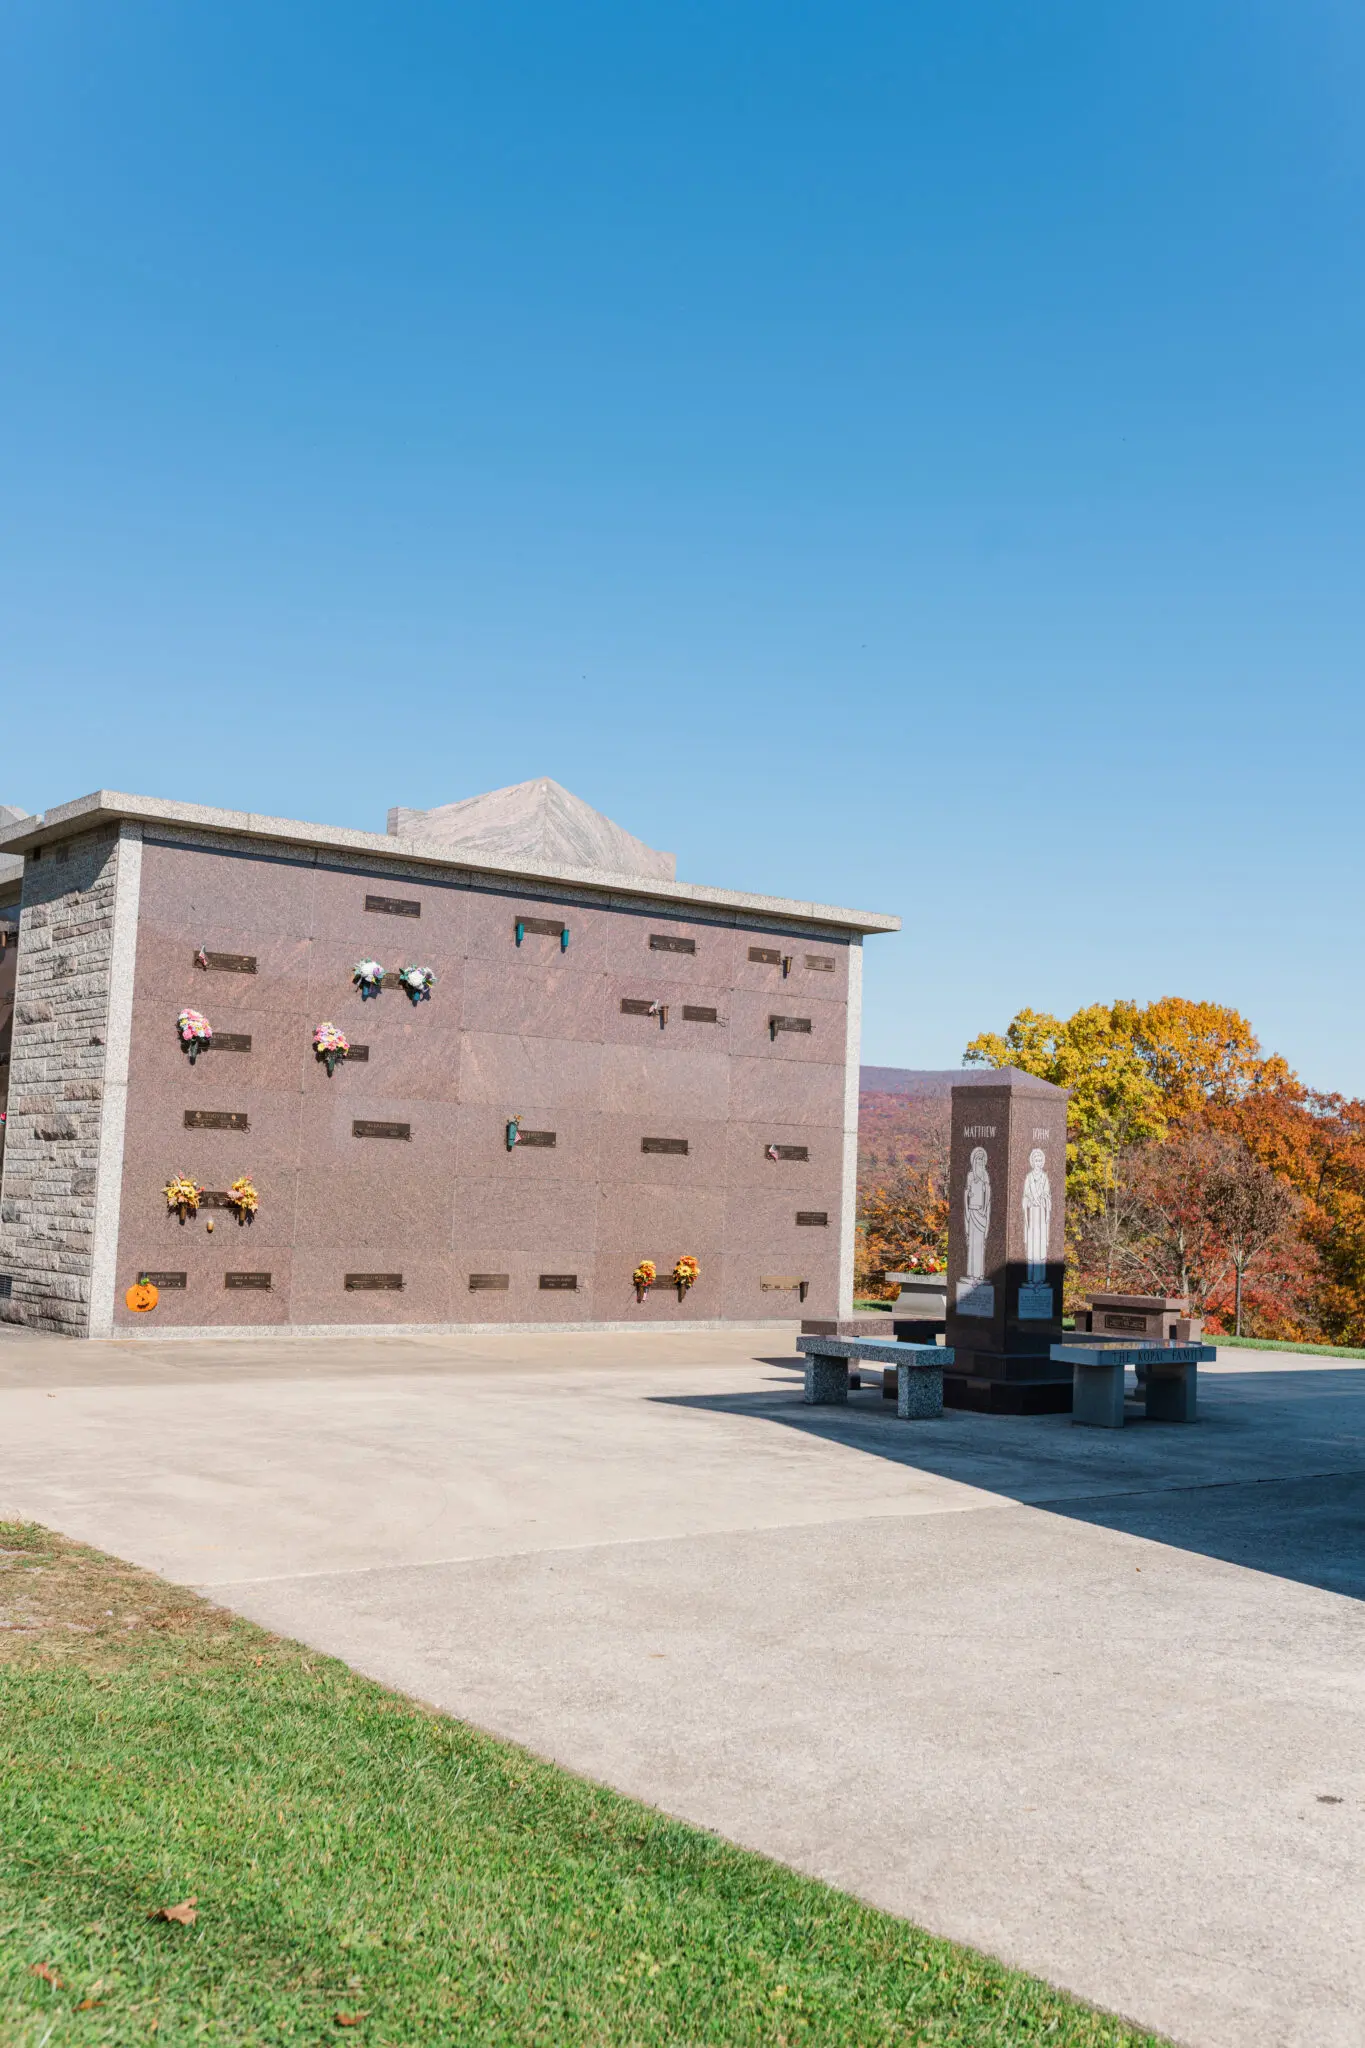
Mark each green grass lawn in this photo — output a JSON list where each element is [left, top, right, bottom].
[[1207, 1333, 1365, 1360], [0, 1524, 1165, 2047]]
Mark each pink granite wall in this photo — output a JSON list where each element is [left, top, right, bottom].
[[112, 834, 851, 1329]]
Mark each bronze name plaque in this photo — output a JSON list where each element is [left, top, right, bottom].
[[469, 1273, 510, 1291], [345, 1272, 404, 1290], [769, 1144, 809, 1161], [211, 1033, 252, 1053], [517, 1129, 556, 1148], [769, 1015, 812, 1036], [347, 1044, 370, 1062], [140, 1271, 187, 1289], [353, 1119, 410, 1140], [620, 998, 657, 1016], [539, 1273, 578, 1290], [198, 1190, 237, 1209], [365, 894, 421, 918], [805, 955, 835, 972], [1103, 1312, 1150, 1332], [796, 1211, 829, 1226], [760, 1275, 809, 1296], [682, 1005, 718, 1023], [196, 951, 257, 974], [184, 1109, 249, 1131], [748, 946, 782, 965], [519, 916, 566, 937], [649, 933, 695, 954], [225, 1272, 271, 1290], [642, 1136, 688, 1155]]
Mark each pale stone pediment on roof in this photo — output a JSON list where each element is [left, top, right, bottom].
[[386, 778, 676, 882]]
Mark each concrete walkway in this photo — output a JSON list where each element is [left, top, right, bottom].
[[3, 1322, 1363, 2048]]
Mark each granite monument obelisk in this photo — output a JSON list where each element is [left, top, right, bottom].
[[943, 1067, 1071, 1412]]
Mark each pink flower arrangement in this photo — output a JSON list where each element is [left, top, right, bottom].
[[313, 1021, 350, 1076], [177, 1009, 212, 1064]]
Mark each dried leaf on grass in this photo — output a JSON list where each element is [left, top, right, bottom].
[[77, 1997, 105, 2010], [149, 1897, 198, 1925], [29, 1962, 65, 1986], [335, 2013, 369, 2027]]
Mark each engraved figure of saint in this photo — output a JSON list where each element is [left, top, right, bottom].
[[1022, 1148, 1052, 1281], [963, 1146, 991, 1281]]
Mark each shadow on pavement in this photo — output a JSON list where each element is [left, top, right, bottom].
[[658, 1361, 1365, 1601]]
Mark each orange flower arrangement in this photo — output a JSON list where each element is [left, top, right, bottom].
[[632, 1260, 656, 1303]]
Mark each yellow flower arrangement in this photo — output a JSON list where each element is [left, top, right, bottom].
[[164, 1174, 203, 1223], [672, 1254, 700, 1299], [632, 1259, 656, 1302], [227, 1176, 259, 1224]]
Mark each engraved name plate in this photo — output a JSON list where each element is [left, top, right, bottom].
[[195, 951, 257, 974], [184, 1109, 249, 1131], [347, 1044, 370, 1061], [769, 1015, 812, 1036], [210, 1033, 252, 1053], [796, 1211, 829, 1226], [538, 1273, 578, 1290], [345, 1272, 404, 1290], [620, 999, 657, 1016], [760, 1275, 809, 1296], [140, 1271, 187, 1289], [519, 916, 566, 937], [805, 955, 835, 972], [225, 1272, 271, 1290], [649, 934, 695, 953], [1017, 1283, 1054, 1320], [198, 1190, 237, 1209], [469, 1273, 510, 1291], [1103, 1311, 1149, 1332], [352, 1119, 411, 1140], [516, 1129, 556, 1147], [748, 946, 782, 965], [956, 1279, 996, 1318], [641, 1137, 688, 1155], [365, 894, 421, 918], [682, 1005, 718, 1023], [769, 1144, 809, 1161]]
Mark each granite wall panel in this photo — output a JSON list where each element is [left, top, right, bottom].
[[94, 833, 861, 1331]]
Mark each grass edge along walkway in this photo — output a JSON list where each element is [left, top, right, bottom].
[[1209, 1332, 1365, 1360], [0, 1522, 1169, 2048]]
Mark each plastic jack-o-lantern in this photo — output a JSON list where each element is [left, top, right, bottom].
[[125, 1278, 159, 1314]]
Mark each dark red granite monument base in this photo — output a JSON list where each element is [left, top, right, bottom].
[[942, 1370, 1074, 1415]]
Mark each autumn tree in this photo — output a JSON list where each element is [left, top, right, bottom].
[[1201, 1142, 1298, 1336], [856, 1158, 949, 1298]]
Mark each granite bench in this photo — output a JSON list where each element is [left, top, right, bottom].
[[1050, 1342, 1217, 1429], [795, 1335, 950, 1419]]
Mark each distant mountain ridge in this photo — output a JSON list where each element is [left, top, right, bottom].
[[859, 1067, 959, 1098]]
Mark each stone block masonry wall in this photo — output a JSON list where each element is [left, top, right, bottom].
[[0, 827, 140, 1334]]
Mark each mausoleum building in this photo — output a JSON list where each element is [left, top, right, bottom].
[[0, 781, 897, 1338]]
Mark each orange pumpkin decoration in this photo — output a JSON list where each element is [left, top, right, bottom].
[[125, 1279, 159, 1314]]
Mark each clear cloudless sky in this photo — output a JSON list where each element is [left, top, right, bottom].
[[3, 3, 1363, 1085]]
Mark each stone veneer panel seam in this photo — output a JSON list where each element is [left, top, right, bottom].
[[87, 823, 143, 1337], [837, 938, 863, 1315]]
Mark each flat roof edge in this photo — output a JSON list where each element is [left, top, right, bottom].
[[0, 790, 901, 935]]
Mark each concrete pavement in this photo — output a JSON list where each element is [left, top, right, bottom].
[[2, 1321, 1363, 2047]]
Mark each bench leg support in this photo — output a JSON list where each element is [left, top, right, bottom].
[[803, 1353, 849, 1405], [1145, 1366, 1198, 1422], [1072, 1361, 1126, 1428], [897, 1362, 943, 1419]]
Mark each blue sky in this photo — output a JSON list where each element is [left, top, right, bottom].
[[4, 3, 1363, 1088]]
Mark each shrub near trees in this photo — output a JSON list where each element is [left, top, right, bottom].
[[958, 1000, 1365, 1341]]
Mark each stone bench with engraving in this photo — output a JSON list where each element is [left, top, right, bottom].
[[795, 1335, 950, 1419], [1050, 1341, 1217, 1429]]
